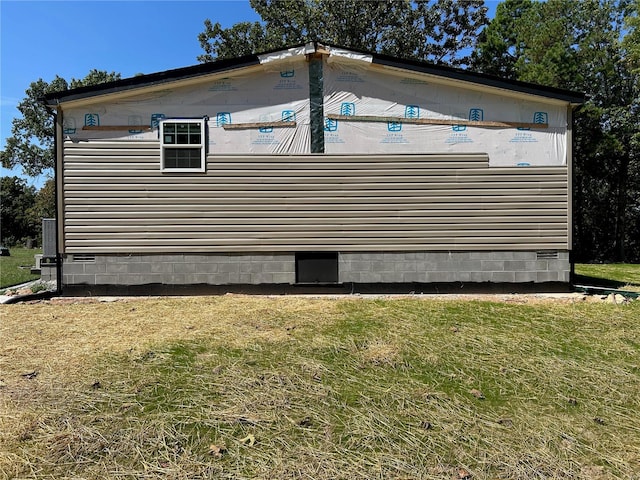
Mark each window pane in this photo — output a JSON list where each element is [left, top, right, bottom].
[[187, 150, 201, 169], [164, 149, 178, 169], [164, 147, 202, 169], [163, 122, 203, 146]]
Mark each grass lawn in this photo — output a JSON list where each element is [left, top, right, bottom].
[[1, 296, 638, 479], [0, 247, 41, 289], [574, 263, 640, 291]]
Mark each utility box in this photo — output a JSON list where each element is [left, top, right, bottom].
[[42, 218, 56, 259]]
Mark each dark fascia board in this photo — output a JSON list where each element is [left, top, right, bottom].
[[43, 41, 586, 106]]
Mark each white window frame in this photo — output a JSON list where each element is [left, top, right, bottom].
[[160, 118, 206, 172]]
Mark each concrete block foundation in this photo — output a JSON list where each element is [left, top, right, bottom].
[[61, 250, 570, 290]]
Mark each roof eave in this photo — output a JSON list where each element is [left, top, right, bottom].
[[314, 41, 586, 105], [43, 53, 264, 107], [368, 54, 586, 105]]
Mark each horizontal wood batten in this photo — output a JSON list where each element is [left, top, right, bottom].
[[82, 125, 153, 131], [222, 121, 297, 130], [326, 113, 549, 129]]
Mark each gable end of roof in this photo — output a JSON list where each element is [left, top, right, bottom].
[[43, 41, 586, 106]]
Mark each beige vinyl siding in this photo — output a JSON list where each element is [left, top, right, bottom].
[[63, 140, 569, 253]]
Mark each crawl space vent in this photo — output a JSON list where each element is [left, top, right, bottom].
[[536, 251, 559, 260], [72, 254, 96, 263]]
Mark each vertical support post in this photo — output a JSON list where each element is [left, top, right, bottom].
[[567, 105, 574, 283], [55, 110, 64, 293], [567, 106, 573, 250], [308, 53, 325, 153]]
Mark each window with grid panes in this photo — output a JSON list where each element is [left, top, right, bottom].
[[160, 119, 206, 172]]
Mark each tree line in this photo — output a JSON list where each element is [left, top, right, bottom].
[[2, 0, 638, 261], [0, 176, 54, 247]]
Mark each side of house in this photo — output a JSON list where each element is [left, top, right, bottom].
[[45, 43, 584, 291]]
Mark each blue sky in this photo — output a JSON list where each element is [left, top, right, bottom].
[[1, 0, 260, 187], [1, 0, 498, 189]]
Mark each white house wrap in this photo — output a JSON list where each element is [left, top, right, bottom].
[[322, 61, 567, 167]]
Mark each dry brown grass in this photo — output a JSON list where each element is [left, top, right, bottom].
[[1, 295, 639, 479], [0, 296, 335, 378]]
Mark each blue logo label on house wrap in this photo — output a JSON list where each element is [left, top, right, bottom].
[[388, 121, 402, 132], [405, 105, 420, 119], [452, 112, 467, 132], [518, 111, 548, 131], [469, 108, 484, 122], [340, 102, 355, 116], [215, 112, 232, 128], [280, 70, 295, 78], [151, 113, 166, 129], [282, 110, 296, 122], [84, 113, 100, 127], [258, 114, 273, 133], [63, 117, 76, 134], [533, 111, 548, 125], [324, 117, 338, 132]]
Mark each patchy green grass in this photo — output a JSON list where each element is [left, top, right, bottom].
[[1, 296, 639, 479], [0, 247, 41, 289], [575, 263, 640, 291]]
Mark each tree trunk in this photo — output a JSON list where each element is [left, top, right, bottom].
[[613, 155, 630, 262]]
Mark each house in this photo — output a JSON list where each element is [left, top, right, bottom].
[[43, 42, 585, 293]]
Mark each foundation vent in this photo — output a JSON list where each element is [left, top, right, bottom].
[[536, 251, 559, 260], [72, 254, 96, 263]]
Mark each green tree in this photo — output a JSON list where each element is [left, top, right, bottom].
[[1, 69, 121, 177], [198, 0, 488, 67], [470, 0, 534, 78], [624, 0, 640, 71], [473, 0, 640, 262], [33, 178, 56, 221], [0, 176, 37, 246]]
